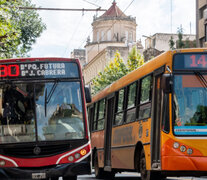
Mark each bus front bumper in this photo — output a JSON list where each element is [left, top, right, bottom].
[[0, 161, 91, 179], [162, 156, 207, 171]]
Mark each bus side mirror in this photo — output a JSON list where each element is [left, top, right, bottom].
[[161, 74, 173, 94], [85, 86, 92, 103]]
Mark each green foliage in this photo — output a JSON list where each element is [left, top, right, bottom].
[[169, 36, 175, 50], [184, 38, 190, 48], [92, 51, 128, 94], [127, 46, 144, 71], [184, 39, 196, 48], [177, 25, 185, 49], [0, 0, 46, 58], [92, 46, 144, 95]]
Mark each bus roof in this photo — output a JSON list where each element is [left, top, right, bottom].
[[91, 48, 207, 103]]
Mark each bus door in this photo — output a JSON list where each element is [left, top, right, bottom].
[[104, 94, 115, 171], [151, 66, 165, 170]]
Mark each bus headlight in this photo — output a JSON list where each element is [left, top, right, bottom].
[[180, 145, 186, 152], [75, 153, 80, 159], [68, 156, 74, 162], [0, 160, 5, 166], [173, 142, 179, 149], [187, 148, 193, 155]]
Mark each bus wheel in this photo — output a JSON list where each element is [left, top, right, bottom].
[[62, 176, 77, 180], [94, 153, 104, 179], [140, 149, 150, 180], [140, 149, 164, 180]]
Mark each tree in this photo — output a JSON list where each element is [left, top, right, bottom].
[[127, 45, 144, 71], [0, 0, 46, 58], [92, 47, 144, 94], [177, 25, 184, 49], [169, 36, 175, 50], [92, 51, 128, 94]]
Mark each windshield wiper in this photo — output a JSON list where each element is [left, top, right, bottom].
[[194, 71, 207, 91], [44, 80, 59, 117]]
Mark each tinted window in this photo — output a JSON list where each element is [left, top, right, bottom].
[[140, 76, 152, 104], [98, 99, 105, 120], [0, 82, 84, 143], [97, 99, 105, 131], [127, 83, 136, 108], [117, 89, 124, 112], [114, 89, 125, 125]]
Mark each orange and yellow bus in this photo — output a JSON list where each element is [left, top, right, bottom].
[[88, 48, 207, 180]]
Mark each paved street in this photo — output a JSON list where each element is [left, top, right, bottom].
[[57, 172, 207, 180]]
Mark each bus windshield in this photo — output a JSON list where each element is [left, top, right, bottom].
[[173, 74, 207, 136], [0, 81, 84, 143]]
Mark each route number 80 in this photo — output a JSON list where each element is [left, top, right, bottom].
[[0, 65, 20, 77]]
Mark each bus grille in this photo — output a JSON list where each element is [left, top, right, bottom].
[[2, 144, 70, 157]]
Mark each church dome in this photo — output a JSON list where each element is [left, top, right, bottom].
[[91, 1, 136, 44]]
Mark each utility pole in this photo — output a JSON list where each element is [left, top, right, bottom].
[[170, 0, 172, 33]]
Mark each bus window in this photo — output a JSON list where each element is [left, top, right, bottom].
[[35, 82, 84, 140], [162, 94, 170, 133], [126, 82, 137, 123], [173, 74, 207, 135], [114, 89, 124, 125], [93, 103, 98, 131], [88, 105, 95, 132], [140, 75, 152, 104], [127, 82, 136, 108], [97, 99, 105, 130], [139, 75, 152, 119], [0, 84, 36, 143]]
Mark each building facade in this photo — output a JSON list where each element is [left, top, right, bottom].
[[83, 1, 138, 85], [144, 33, 196, 52], [83, 46, 129, 84], [196, 0, 207, 47], [70, 49, 86, 67]]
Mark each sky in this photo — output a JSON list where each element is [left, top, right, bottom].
[[29, 0, 196, 58]]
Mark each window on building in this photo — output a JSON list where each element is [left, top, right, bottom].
[[97, 31, 99, 42], [101, 31, 104, 41], [125, 31, 128, 42], [199, 5, 207, 19], [152, 38, 156, 48], [129, 32, 133, 42], [107, 30, 111, 41]]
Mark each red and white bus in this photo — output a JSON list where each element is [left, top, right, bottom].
[[0, 57, 91, 180]]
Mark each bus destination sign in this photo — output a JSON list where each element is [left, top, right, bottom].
[[0, 62, 79, 79], [174, 53, 207, 70]]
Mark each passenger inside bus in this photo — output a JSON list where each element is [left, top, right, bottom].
[[1, 85, 34, 125]]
